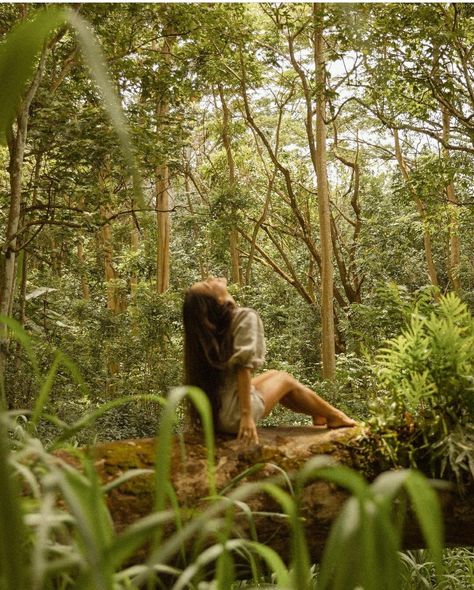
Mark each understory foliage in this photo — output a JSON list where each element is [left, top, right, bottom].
[[372, 292, 474, 484], [0, 384, 446, 590]]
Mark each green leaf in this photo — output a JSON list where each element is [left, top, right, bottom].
[[107, 511, 175, 571], [245, 541, 291, 587], [0, 417, 27, 590], [66, 9, 144, 207], [0, 314, 39, 375], [319, 497, 361, 590], [52, 460, 114, 590], [404, 471, 444, 576], [29, 351, 62, 431], [0, 6, 65, 143]]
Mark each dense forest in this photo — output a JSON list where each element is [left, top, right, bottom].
[[0, 3, 473, 589]]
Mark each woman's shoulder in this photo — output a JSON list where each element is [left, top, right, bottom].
[[234, 307, 258, 317], [232, 307, 260, 321], [232, 307, 263, 330]]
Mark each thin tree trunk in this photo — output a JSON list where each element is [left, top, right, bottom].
[[286, 4, 336, 376], [218, 84, 241, 285], [101, 208, 119, 313], [100, 199, 120, 384], [13, 250, 28, 375], [130, 224, 139, 303], [313, 4, 335, 379], [393, 128, 440, 290], [155, 32, 176, 294], [0, 48, 47, 407], [442, 109, 461, 292], [184, 158, 207, 280], [77, 240, 90, 300], [332, 126, 363, 304], [155, 156, 170, 294]]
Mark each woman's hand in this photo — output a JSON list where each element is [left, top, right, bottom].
[[238, 414, 259, 445]]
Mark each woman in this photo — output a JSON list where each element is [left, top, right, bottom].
[[183, 277, 356, 444]]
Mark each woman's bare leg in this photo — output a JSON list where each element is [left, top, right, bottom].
[[253, 371, 326, 425], [252, 370, 279, 388], [252, 371, 355, 428]]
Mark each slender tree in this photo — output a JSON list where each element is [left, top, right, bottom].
[[313, 3, 335, 378]]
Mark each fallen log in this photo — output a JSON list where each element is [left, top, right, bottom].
[[57, 425, 474, 564]]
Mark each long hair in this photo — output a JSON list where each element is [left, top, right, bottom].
[[183, 288, 234, 429]]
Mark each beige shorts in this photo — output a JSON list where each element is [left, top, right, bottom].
[[217, 387, 265, 434]]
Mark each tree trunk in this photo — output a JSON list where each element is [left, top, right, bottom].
[[442, 109, 461, 293], [57, 426, 474, 567], [155, 158, 170, 295], [130, 223, 139, 303], [155, 31, 176, 294], [286, 4, 337, 374], [99, 203, 121, 383], [0, 48, 47, 408], [393, 129, 440, 290], [101, 207, 120, 314], [77, 240, 90, 300], [184, 157, 207, 280], [313, 4, 335, 379], [218, 84, 241, 285]]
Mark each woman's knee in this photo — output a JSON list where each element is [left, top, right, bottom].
[[277, 371, 298, 389], [265, 369, 279, 378]]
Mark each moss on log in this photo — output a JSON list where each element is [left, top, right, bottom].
[[57, 425, 474, 563]]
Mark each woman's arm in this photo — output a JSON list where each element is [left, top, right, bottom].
[[236, 366, 259, 444]]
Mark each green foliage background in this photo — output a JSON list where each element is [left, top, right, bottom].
[[0, 4, 473, 588]]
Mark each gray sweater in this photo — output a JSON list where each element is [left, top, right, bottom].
[[217, 307, 266, 432]]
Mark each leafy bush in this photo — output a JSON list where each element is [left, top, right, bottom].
[[371, 292, 474, 483], [342, 282, 440, 355], [315, 352, 377, 421]]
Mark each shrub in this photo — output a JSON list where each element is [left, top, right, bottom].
[[371, 292, 474, 484]]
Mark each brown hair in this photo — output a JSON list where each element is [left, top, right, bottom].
[[183, 288, 235, 429]]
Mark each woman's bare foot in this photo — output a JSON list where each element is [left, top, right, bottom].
[[312, 415, 327, 427], [326, 411, 356, 429]]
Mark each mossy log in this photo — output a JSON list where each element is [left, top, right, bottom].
[[57, 426, 474, 563]]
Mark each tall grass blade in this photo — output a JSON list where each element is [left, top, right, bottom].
[[107, 511, 175, 571], [245, 541, 291, 587], [0, 417, 28, 589], [0, 314, 39, 375], [154, 386, 216, 519], [31, 491, 56, 590], [404, 471, 444, 576], [29, 351, 61, 431], [66, 9, 144, 207], [0, 6, 64, 143], [140, 481, 263, 586], [307, 464, 368, 498], [51, 460, 114, 590], [215, 543, 236, 590], [261, 483, 311, 590], [318, 497, 360, 590]]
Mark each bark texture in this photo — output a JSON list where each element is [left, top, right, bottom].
[[442, 109, 461, 293], [313, 4, 336, 378], [218, 84, 241, 286], [154, 29, 176, 295], [58, 426, 474, 565], [393, 128, 440, 290]]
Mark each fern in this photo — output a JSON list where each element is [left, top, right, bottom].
[[372, 292, 474, 485]]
